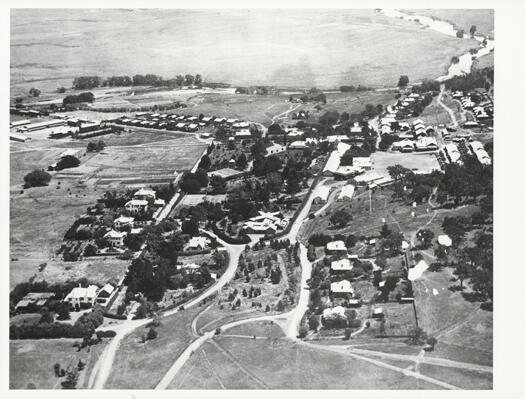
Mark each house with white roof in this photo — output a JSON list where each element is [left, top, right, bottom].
[[325, 240, 347, 254], [235, 129, 251, 138], [408, 260, 430, 281], [353, 157, 372, 170], [185, 236, 210, 251], [444, 144, 462, 164], [392, 139, 415, 152], [331, 258, 353, 273], [265, 142, 286, 157], [322, 305, 346, 319], [125, 199, 149, 214], [337, 184, 355, 201], [330, 280, 354, 297], [104, 230, 127, 247], [350, 122, 362, 134], [438, 234, 452, 247], [415, 137, 438, 151], [312, 185, 331, 204], [113, 216, 134, 230], [64, 284, 99, 309]]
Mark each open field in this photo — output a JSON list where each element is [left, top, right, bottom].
[[10, 338, 107, 389], [299, 186, 435, 242], [224, 320, 285, 338], [170, 336, 441, 389], [473, 51, 494, 69], [402, 9, 494, 37], [372, 152, 441, 177], [413, 267, 492, 367], [11, 9, 478, 97], [105, 306, 203, 389], [9, 181, 101, 289], [418, 364, 492, 389]]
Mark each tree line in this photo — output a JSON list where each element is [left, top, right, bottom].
[[72, 73, 203, 90]]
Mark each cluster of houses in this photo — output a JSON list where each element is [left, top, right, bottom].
[[382, 116, 439, 153], [242, 211, 288, 235], [452, 91, 493, 127], [105, 188, 166, 248], [116, 112, 250, 133], [14, 283, 116, 313]]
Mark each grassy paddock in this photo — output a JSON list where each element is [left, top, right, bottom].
[[105, 306, 203, 389]]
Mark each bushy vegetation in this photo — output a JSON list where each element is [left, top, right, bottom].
[[23, 169, 51, 188]]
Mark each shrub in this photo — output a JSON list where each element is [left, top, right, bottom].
[[24, 170, 51, 188]]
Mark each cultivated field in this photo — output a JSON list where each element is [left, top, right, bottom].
[[11, 9, 478, 97]]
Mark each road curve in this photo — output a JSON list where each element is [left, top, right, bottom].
[[88, 236, 245, 389]]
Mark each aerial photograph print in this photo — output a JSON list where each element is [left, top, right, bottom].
[[9, 6, 499, 391]]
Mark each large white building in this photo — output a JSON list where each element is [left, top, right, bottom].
[[64, 285, 99, 309]]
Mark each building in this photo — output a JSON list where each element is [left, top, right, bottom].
[[113, 216, 134, 230], [322, 306, 346, 319], [415, 137, 438, 151], [437, 234, 452, 247], [265, 142, 286, 157], [352, 157, 372, 170], [243, 211, 287, 235], [392, 140, 415, 152], [10, 133, 31, 142], [330, 280, 354, 297], [349, 122, 362, 134], [234, 129, 252, 138], [337, 184, 355, 201], [444, 143, 462, 164], [208, 168, 245, 181], [332, 166, 363, 179], [186, 236, 210, 251], [104, 230, 127, 247], [331, 258, 353, 273], [323, 142, 351, 176], [18, 119, 66, 132], [125, 199, 149, 214], [15, 292, 55, 313], [408, 260, 430, 281], [10, 119, 31, 128], [134, 188, 156, 200], [325, 240, 347, 255], [96, 283, 115, 305], [312, 185, 330, 204], [64, 285, 99, 309], [154, 198, 166, 207]]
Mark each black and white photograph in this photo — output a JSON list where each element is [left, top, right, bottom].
[[4, 2, 525, 395]]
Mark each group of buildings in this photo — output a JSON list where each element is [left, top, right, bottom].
[[116, 112, 250, 133], [242, 211, 288, 235]]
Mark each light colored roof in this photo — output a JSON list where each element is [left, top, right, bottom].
[[126, 199, 148, 207], [187, 236, 210, 248], [235, 129, 251, 137], [438, 234, 452, 246], [353, 157, 372, 168], [326, 240, 347, 251], [330, 280, 354, 294], [331, 258, 353, 271], [99, 283, 114, 295], [66, 285, 99, 300], [322, 305, 346, 318], [105, 230, 127, 239], [313, 185, 330, 202], [265, 142, 286, 155], [134, 188, 156, 198], [114, 216, 134, 224], [354, 172, 383, 184], [154, 198, 166, 206], [326, 135, 348, 143], [338, 184, 355, 200], [408, 260, 429, 281]]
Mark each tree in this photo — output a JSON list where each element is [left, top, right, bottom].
[[56, 155, 80, 171], [469, 25, 477, 37], [147, 327, 158, 340], [29, 87, 41, 97], [330, 209, 352, 228], [56, 302, 71, 321], [184, 74, 195, 86], [454, 262, 471, 289], [209, 175, 227, 194], [175, 75, 184, 86], [235, 153, 248, 170], [57, 87, 66, 93], [181, 219, 199, 237], [380, 222, 392, 238], [62, 366, 79, 389], [83, 243, 98, 257], [427, 336, 438, 350], [194, 74, 203, 86], [198, 154, 211, 170], [24, 169, 51, 188], [398, 75, 409, 88], [387, 164, 411, 197], [308, 315, 319, 331], [456, 29, 464, 38], [194, 168, 209, 188], [416, 229, 435, 249], [180, 178, 201, 194], [340, 150, 353, 166], [266, 172, 283, 194]]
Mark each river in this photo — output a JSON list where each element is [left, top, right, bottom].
[[380, 9, 494, 81]]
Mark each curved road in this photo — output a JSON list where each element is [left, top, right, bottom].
[[88, 235, 246, 389]]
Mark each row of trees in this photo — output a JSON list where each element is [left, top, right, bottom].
[[72, 74, 203, 90]]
